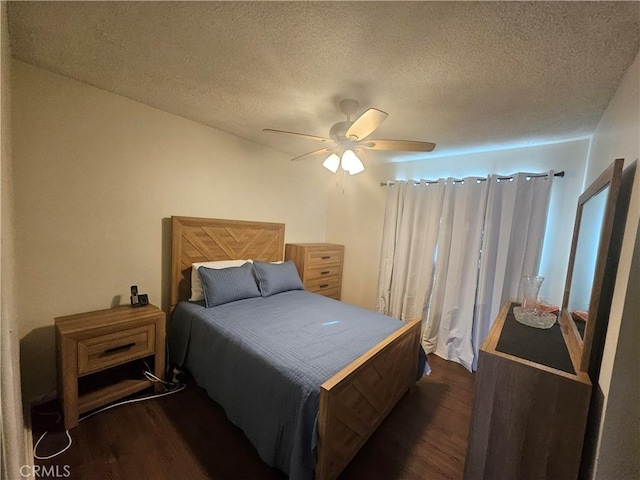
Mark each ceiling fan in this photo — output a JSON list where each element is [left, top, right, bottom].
[[263, 99, 436, 175]]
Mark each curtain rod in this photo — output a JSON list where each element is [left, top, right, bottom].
[[380, 171, 565, 187]]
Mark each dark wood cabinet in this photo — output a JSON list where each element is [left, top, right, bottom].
[[464, 301, 591, 480]]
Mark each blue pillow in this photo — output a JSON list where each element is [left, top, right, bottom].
[[253, 260, 304, 297], [198, 262, 261, 307]]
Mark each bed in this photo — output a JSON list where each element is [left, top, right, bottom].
[[168, 216, 422, 480]]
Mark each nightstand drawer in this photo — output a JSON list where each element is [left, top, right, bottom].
[[305, 264, 342, 281], [307, 249, 343, 267], [77, 325, 155, 376]]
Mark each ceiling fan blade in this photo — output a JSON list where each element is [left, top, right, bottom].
[[290, 147, 333, 162], [363, 139, 436, 152], [263, 128, 332, 143], [346, 108, 389, 141]]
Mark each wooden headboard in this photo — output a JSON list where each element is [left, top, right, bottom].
[[170, 216, 285, 309]]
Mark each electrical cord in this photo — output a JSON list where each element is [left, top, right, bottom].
[[33, 369, 185, 460], [32, 412, 73, 460], [78, 382, 185, 422], [144, 370, 174, 385], [142, 361, 179, 390]]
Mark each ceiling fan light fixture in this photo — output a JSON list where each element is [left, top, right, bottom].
[[322, 153, 340, 173], [341, 149, 364, 175], [263, 99, 436, 175]]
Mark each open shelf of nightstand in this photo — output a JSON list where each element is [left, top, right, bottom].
[[78, 379, 153, 414], [77, 356, 156, 414]]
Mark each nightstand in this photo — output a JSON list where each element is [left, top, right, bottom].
[[55, 304, 166, 429], [285, 243, 344, 300]]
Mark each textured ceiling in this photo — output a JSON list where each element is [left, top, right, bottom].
[[8, 1, 640, 162]]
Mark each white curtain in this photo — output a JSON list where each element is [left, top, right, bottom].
[[1, 310, 28, 480], [377, 182, 404, 315], [2, 1, 29, 473], [472, 172, 554, 369], [422, 178, 488, 371], [377, 171, 554, 371], [377, 180, 445, 324]]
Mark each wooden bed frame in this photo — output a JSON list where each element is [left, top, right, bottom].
[[170, 216, 421, 480]]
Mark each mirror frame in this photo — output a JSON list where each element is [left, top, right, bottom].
[[562, 158, 624, 374]]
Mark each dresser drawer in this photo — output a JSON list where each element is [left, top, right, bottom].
[[305, 264, 342, 282], [307, 285, 341, 299], [77, 324, 155, 376], [306, 275, 340, 294], [307, 249, 343, 267]]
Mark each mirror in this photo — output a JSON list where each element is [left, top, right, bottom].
[[562, 158, 624, 373], [566, 187, 608, 338]]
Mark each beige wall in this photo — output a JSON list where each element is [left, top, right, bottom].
[[12, 60, 332, 402], [585, 53, 640, 187], [585, 52, 639, 479], [325, 168, 388, 310], [590, 51, 639, 401], [326, 138, 591, 310]]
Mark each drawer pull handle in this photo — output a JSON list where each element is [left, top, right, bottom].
[[320, 270, 330, 275], [103, 342, 136, 355], [321, 256, 331, 259], [320, 284, 329, 288]]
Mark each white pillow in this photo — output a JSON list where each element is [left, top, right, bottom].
[[190, 259, 253, 301]]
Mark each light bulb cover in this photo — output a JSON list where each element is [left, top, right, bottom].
[[341, 149, 364, 175], [348, 157, 365, 175], [322, 153, 340, 173]]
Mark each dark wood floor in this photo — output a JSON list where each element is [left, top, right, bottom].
[[33, 355, 475, 479]]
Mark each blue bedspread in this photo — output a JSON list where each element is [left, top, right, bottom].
[[167, 290, 404, 479]]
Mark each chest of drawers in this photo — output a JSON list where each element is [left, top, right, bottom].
[[285, 243, 344, 300]]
